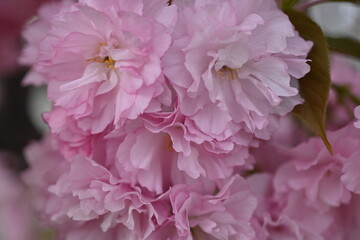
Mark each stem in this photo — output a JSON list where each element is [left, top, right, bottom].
[[297, 0, 330, 10]]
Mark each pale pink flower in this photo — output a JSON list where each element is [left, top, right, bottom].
[[0, 154, 37, 240], [22, 137, 171, 240], [328, 54, 360, 129], [275, 191, 335, 239], [43, 107, 108, 160], [163, 0, 312, 140], [249, 123, 360, 240], [20, 1, 74, 85], [248, 174, 331, 240], [28, 0, 176, 133], [22, 136, 71, 224], [49, 157, 169, 239], [250, 116, 309, 174], [321, 195, 360, 240], [331, 55, 360, 90], [169, 176, 257, 240], [110, 109, 256, 195], [274, 124, 360, 208], [146, 220, 179, 240], [57, 219, 150, 240]]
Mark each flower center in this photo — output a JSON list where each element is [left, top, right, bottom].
[[86, 42, 117, 69], [87, 56, 116, 70], [163, 134, 174, 151], [215, 66, 238, 80]]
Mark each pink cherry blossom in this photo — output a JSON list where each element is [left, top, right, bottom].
[[169, 176, 257, 240], [274, 124, 360, 208], [248, 120, 360, 239], [26, 0, 176, 133], [22, 136, 171, 240], [248, 173, 332, 240], [49, 157, 170, 239], [110, 108, 256, 194], [0, 154, 37, 240], [20, 0, 74, 85], [163, 0, 312, 141], [43, 107, 108, 160], [328, 54, 360, 129], [321, 195, 360, 240], [247, 124, 360, 239], [22, 136, 71, 224]]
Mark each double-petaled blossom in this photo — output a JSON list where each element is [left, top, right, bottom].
[[247, 122, 360, 239], [321, 195, 360, 240], [25, 0, 176, 134], [163, 0, 312, 141], [168, 176, 257, 240], [20, 0, 74, 85], [146, 176, 257, 240], [249, 173, 333, 240], [43, 107, 107, 160], [247, 124, 360, 239], [110, 105, 257, 195], [274, 125, 360, 207], [22, 137, 172, 240]]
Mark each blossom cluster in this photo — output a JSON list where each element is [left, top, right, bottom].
[[17, 0, 360, 239]]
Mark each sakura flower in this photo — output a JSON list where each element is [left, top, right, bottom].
[[20, 0, 74, 85], [327, 54, 360, 129], [23, 137, 171, 240], [169, 176, 257, 240], [27, 0, 176, 133], [22, 136, 70, 224], [146, 220, 179, 240], [0, 154, 37, 240], [321, 195, 360, 240], [43, 107, 109, 160], [248, 173, 331, 240], [274, 124, 360, 210], [110, 107, 256, 195], [164, 0, 312, 140], [49, 157, 169, 239]]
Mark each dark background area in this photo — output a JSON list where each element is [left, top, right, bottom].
[[0, 69, 41, 171]]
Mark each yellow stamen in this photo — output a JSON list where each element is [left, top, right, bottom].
[[86, 56, 117, 69], [163, 134, 174, 151], [215, 66, 238, 80]]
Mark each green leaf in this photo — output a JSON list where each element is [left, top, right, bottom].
[[39, 229, 56, 240], [281, 0, 300, 9], [285, 9, 333, 154], [327, 37, 360, 60]]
